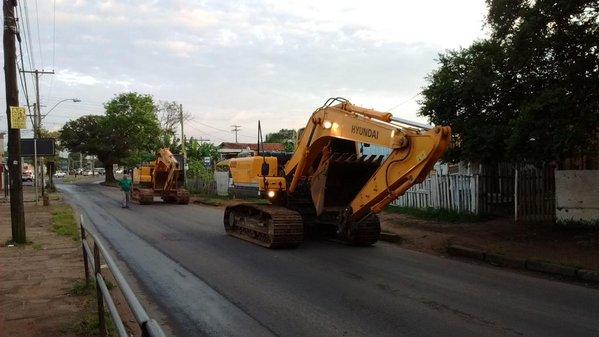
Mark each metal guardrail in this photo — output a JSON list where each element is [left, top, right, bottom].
[[79, 215, 167, 337]]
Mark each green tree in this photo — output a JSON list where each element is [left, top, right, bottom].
[[60, 115, 115, 181], [265, 129, 296, 152], [104, 92, 162, 168], [421, 0, 599, 164], [420, 41, 508, 163], [60, 92, 162, 183], [186, 138, 220, 164]]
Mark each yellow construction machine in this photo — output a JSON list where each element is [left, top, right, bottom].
[[132, 148, 190, 205], [224, 98, 451, 248]]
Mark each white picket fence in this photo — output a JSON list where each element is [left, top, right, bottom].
[[392, 174, 479, 213]]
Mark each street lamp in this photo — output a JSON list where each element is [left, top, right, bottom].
[[32, 98, 80, 204], [42, 98, 81, 119]]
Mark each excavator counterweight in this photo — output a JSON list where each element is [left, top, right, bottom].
[[223, 98, 451, 248]]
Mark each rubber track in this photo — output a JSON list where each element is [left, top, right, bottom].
[[347, 214, 381, 246], [224, 203, 304, 248]]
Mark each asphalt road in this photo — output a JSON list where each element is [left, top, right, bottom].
[[60, 183, 599, 337]]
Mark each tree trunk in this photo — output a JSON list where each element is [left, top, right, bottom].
[[104, 163, 116, 184], [46, 161, 55, 192]]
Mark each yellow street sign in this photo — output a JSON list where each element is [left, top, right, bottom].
[[10, 106, 27, 129]]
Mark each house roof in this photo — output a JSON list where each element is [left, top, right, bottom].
[[218, 142, 285, 152]]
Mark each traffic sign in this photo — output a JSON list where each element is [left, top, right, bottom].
[[9, 106, 27, 129]]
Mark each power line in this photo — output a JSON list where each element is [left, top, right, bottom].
[[48, 0, 56, 98], [189, 120, 255, 140], [20, 0, 35, 69], [52, 0, 55, 70], [387, 93, 421, 112], [15, 5, 33, 123], [17, 1, 33, 71], [33, 0, 44, 69]]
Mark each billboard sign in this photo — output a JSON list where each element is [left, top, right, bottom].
[[20, 138, 56, 157]]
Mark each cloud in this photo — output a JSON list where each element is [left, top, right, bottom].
[[56, 70, 101, 86], [134, 39, 201, 57], [7, 0, 489, 139]]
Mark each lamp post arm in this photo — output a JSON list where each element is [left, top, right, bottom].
[[42, 98, 81, 119]]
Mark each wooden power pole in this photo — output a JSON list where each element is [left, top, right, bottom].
[[3, 0, 26, 243], [231, 125, 241, 143], [179, 104, 187, 185], [179, 104, 186, 160]]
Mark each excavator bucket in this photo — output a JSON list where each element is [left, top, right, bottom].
[[310, 153, 383, 216]]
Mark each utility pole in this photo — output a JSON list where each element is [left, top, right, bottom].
[[179, 104, 187, 185], [4, 0, 26, 243], [22, 69, 54, 205], [31, 103, 38, 203], [231, 125, 241, 143], [179, 104, 186, 160]]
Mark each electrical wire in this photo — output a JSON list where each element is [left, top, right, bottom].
[[47, 0, 56, 98], [15, 8, 33, 125], [17, 1, 34, 70], [33, 0, 44, 69], [20, 0, 36, 70], [52, 0, 56, 70], [387, 93, 421, 112], [189, 120, 256, 140]]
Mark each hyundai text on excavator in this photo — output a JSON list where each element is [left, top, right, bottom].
[[132, 148, 190, 205], [224, 98, 451, 248]]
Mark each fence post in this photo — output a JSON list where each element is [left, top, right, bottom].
[[94, 243, 107, 337], [514, 168, 519, 223], [472, 175, 478, 214], [80, 224, 90, 286]]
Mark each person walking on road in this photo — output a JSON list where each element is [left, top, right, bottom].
[[119, 174, 132, 208]]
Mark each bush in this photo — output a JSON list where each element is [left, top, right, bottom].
[[187, 161, 214, 182]]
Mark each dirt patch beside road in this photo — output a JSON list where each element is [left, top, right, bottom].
[[0, 191, 84, 336], [380, 211, 599, 271], [0, 187, 140, 337]]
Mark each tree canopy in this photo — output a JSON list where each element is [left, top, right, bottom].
[[420, 0, 599, 164], [265, 129, 297, 152], [186, 138, 220, 164], [60, 92, 162, 182]]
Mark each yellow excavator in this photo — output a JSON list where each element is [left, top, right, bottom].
[[224, 98, 451, 248], [132, 148, 190, 205]]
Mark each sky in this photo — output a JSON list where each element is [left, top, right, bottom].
[[1, 0, 488, 145]]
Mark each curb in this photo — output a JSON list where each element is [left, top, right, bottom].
[[447, 245, 485, 260], [191, 199, 222, 207], [485, 252, 526, 269], [379, 232, 403, 243], [447, 244, 599, 284]]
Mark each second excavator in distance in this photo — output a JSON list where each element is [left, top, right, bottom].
[[132, 148, 190, 205], [224, 97, 451, 248]]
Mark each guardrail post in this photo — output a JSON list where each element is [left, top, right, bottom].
[[94, 243, 107, 337], [81, 224, 90, 286], [141, 323, 150, 337]]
